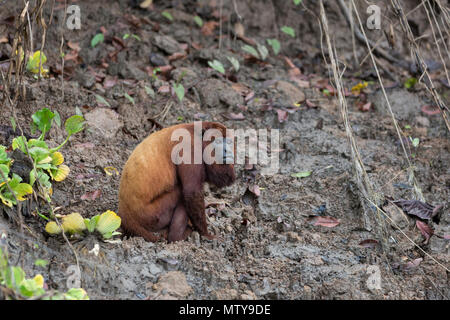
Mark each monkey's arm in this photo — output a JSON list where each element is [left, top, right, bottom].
[[177, 163, 214, 239]]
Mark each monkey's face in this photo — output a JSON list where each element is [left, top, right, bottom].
[[203, 134, 236, 188]]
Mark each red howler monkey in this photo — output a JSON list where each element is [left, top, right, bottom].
[[118, 121, 236, 242]]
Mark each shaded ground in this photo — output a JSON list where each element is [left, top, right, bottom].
[[0, 0, 449, 299]]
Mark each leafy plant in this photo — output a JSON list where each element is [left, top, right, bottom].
[[266, 39, 281, 55], [173, 83, 185, 102], [194, 16, 203, 27], [0, 247, 89, 300], [124, 92, 135, 105], [208, 60, 225, 74], [227, 56, 240, 72], [256, 44, 269, 60], [91, 33, 104, 47], [241, 45, 260, 59], [7, 108, 85, 204], [26, 51, 49, 75], [123, 33, 141, 41], [293, 0, 302, 5], [291, 171, 312, 178], [281, 26, 296, 38], [404, 77, 418, 89], [45, 210, 121, 240], [162, 11, 173, 22]]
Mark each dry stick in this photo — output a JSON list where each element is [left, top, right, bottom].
[[350, 0, 425, 202], [318, 1, 383, 238], [365, 198, 450, 274], [336, 0, 401, 65], [423, 0, 450, 85], [2, 0, 82, 287], [60, 0, 68, 101], [390, 0, 450, 132]]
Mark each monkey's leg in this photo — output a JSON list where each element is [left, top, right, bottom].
[[167, 203, 192, 242]]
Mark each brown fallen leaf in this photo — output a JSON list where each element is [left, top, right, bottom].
[[223, 112, 245, 120], [393, 199, 442, 221], [67, 41, 81, 52], [308, 216, 340, 228], [81, 190, 102, 201], [359, 239, 379, 248], [201, 21, 219, 36], [421, 105, 441, 115], [168, 52, 187, 62], [248, 185, 260, 197], [276, 109, 288, 123], [358, 102, 372, 112], [416, 220, 433, 244], [158, 85, 170, 93], [139, 0, 153, 9]]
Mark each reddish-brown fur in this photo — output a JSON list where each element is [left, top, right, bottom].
[[118, 122, 236, 242]]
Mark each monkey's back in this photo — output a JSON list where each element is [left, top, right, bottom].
[[118, 127, 179, 216]]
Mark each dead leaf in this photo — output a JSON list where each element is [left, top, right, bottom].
[[168, 52, 187, 62], [139, 0, 153, 9], [421, 105, 441, 115], [158, 85, 170, 93], [0, 36, 9, 44], [359, 102, 372, 112], [223, 112, 245, 120], [81, 190, 102, 201], [248, 185, 260, 197], [403, 258, 423, 271], [201, 21, 219, 36], [276, 109, 288, 123], [416, 220, 433, 244], [359, 239, 379, 248], [308, 216, 340, 228], [234, 22, 245, 38], [67, 41, 81, 52], [393, 199, 442, 221]]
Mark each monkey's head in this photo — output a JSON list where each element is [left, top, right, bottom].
[[201, 122, 236, 188]]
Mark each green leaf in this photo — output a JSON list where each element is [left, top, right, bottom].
[[65, 115, 85, 136], [194, 16, 203, 27], [124, 93, 135, 105], [293, 0, 302, 5], [123, 33, 130, 40], [0, 164, 10, 182], [162, 11, 173, 21], [173, 83, 185, 102], [0, 146, 9, 163], [34, 259, 49, 268], [91, 33, 104, 48], [404, 77, 417, 89], [241, 45, 260, 59], [95, 94, 110, 107], [28, 147, 50, 163], [85, 215, 99, 233], [226, 56, 240, 72], [11, 266, 25, 288], [410, 137, 420, 148], [281, 26, 295, 37], [28, 139, 48, 149], [132, 34, 141, 41], [208, 60, 225, 74], [291, 171, 312, 178], [266, 38, 281, 55], [64, 288, 89, 300], [26, 51, 48, 74], [96, 210, 121, 236], [32, 108, 55, 137], [257, 44, 269, 61], [53, 111, 61, 127]]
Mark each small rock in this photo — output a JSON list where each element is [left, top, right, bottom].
[[196, 78, 243, 108], [240, 290, 257, 300], [74, 69, 96, 88], [171, 67, 198, 88], [214, 288, 239, 299], [151, 271, 192, 299], [274, 80, 306, 106], [85, 108, 123, 139], [153, 35, 182, 55], [150, 52, 169, 66], [286, 231, 301, 242], [415, 116, 430, 127]]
